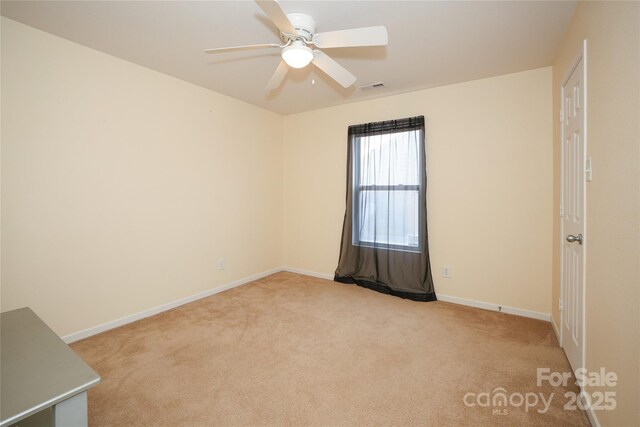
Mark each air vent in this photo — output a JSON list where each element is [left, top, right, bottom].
[[359, 82, 385, 90]]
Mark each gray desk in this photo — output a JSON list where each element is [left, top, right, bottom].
[[0, 308, 100, 427]]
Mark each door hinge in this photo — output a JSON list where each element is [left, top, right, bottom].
[[560, 110, 564, 122], [559, 299, 564, 311], [585, 157, 593, 182], [560, 203, 564, 217]]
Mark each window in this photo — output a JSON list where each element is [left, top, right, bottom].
[[351, 119, 425, 253], [335, 116, 434, 301]]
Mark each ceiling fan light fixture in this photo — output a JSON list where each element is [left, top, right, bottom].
[[207, 1, 388, 91], [282, 42, 313, 68]]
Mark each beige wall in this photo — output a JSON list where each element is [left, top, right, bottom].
[[5, 6, 638, 423], [283, 67, 553, 315], [551, 2, 640, 425], [4, 7, 638, 422], [0, 18, 283, 337]]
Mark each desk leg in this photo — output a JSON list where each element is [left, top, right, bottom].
[[53, 391, 88, 427]]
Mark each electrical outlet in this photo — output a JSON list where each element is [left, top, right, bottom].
[[442, 266, 452, 278], [218, 258, 225, 270]]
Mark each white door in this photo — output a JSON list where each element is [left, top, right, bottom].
[[560, 49, 586, 373]]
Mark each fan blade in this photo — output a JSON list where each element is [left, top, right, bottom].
[[266, 60, 289, 90], [205, 43, 280, 54], [255, 0, 296, 35], [312, 50, 356, 88], [313, 26, 388, 48]]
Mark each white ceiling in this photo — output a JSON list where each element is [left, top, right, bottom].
[[1, 1, 576, 115]]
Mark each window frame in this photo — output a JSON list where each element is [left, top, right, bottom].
[[351, 126, 426, 253]]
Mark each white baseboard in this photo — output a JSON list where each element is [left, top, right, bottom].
[[436, 294, 551, 321], [60, 264, 594, 423], [63, 266, 551, 343], [281, 267, 551, 322], [282, 266, 334, 280], [550, 317, 597, 427], [61, 267, 281, 344], [585, 406, 600, 427], [551, 315, 561, 343]]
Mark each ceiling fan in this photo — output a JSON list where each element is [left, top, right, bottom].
[[205, 0, 388, 90]]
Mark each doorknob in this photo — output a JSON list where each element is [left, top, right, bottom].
[[566, 234, 583, 245]]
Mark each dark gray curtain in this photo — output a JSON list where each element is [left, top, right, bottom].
[[334, 116, 436, 301]]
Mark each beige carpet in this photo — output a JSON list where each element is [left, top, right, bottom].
[[72, 272, 590, 426]]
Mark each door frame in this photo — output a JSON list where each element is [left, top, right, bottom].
[[559, 39, 587, 372]]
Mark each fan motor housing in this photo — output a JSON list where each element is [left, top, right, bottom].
[[284, 13, 317, 42]]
